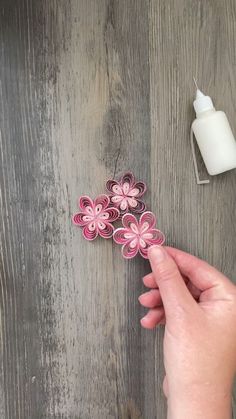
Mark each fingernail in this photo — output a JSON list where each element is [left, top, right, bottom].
[[140, 312, 152, 327], [148, 245, 166, 262], [141, 310, 152, 321], [138, 293, 147, 303], [140, 315, 149, 325]]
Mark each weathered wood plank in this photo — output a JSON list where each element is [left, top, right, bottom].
[[0, 1, 236, 418], [149, 1, 236, 417]]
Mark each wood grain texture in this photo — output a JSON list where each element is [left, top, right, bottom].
[[0, 0, 236, 418]]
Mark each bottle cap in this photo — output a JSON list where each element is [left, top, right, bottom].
[[193, 89, 215, 116]]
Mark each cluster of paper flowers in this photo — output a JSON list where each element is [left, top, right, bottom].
[[72, 172, 165, 259]]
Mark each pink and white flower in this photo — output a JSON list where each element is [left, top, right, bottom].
[[72, 195, 119, 240], [106, 172, 146, 215], [113, 211, 165, 259]]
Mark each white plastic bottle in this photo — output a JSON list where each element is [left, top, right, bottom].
[[191, 88, 236, 177]]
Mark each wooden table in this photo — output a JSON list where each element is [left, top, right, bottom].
[[0, 1, 236, 418]]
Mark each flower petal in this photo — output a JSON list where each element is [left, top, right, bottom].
[[111, 195, 123, 204], [82, 224, 98, 241], [139, 238, 146, 248], [143, 229, 165, 246], [111, 195, 123, 207], [141, 232, 153, 239], [130, 222, 139, 234], [94, 194, 110, 210], [101, 207, 120, 222], [121, 172, 135, 188], [140, 211, 156, 229], [128, 187, 139, 197], [140, 221, 150, 234], [130, 237, 138, 248], [79, 196, 94, 213], [106, 180, 119, 194], [112, 184, 123, 195], [131, 181, 147, 197], [122, 182, 130, 195], [113, 228, 131, 244], [127, 197, 138, 208], [121, 241, 139, 259], [88, 221, 96, 231], [122, 213, 138, 229], [131, 199, 146, 214], [124, 232, 136, 239], [95, 204, 103, 214], [97, 221, 106, 230], [72, 212, 88, 226], [98, 222, 114, 239], [120, 198, 128, 211], [139, 245, 149, 259]]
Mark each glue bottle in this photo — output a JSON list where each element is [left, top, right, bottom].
[[191, 85, 236, 184]]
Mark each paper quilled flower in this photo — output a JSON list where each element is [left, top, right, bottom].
[[72, 195, 120, 240], [113, 211, 165, 259], [106, 171, 146, 215]]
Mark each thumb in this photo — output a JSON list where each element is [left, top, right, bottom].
[[148, 246, 195, 317]]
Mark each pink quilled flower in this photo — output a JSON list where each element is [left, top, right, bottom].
[[72, 195, 120, 240], [113, 211, 165, 259], [106, 171, 146, 215]]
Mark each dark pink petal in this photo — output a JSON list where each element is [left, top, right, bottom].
[[98, 222, 114, 239], [79, 196, 94, 212], [121, 172, 135, 188], [131, 181, 147, 197], [143, 229, 165, 246], [82, 224, 98, 241], [139, 245, 149, 259], [72, 212, 88, 226], [140, 211, 156, 230], [131, 199, 146, 214], [122, 213, 138, 229], [122, 240, 139, 259], [113, 228, 136, 244], [106, 180, 119, 194], [101, 207, 120, 222], [94, 194, 110, 211]]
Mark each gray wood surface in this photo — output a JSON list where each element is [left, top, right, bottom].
[[0, 0, 236, 418]]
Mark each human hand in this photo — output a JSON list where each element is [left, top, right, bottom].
[[138, 246, 236, 419]]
